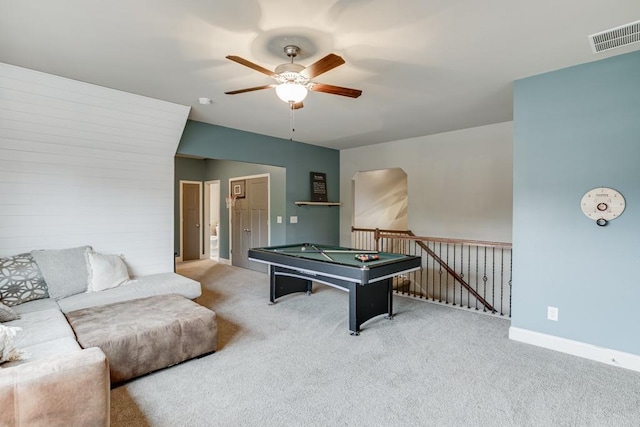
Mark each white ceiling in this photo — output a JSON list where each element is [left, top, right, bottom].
[[1, 0, 639, 150]]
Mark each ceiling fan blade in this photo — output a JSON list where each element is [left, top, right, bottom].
[[291, 101, 304, 110], [225, 84, 275, 95], [226, 56, 276, 78], [300, 54, 345, 79], [310, 83, 362, 98]]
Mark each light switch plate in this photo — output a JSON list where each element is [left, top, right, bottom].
[[277, 216, 282, 224], [290, 216, 298, 224]]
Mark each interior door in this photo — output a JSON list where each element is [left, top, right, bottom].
[[231, 177, 268, 272], [182, 183, 201, 261]]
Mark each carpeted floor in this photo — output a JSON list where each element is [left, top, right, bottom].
[[110, 260, 640, 426]]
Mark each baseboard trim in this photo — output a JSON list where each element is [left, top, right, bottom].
[[217, 258, 231, 265], [509, 327, 640, 372]]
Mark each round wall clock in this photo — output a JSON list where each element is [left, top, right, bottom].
[[580, 187, 625, 226]]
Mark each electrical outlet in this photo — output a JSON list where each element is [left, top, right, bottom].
[[290, 216, 298, 224], [547, 306, 559, 321], [276, 216, 282, 224]]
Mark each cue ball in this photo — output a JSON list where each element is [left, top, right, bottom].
[[301, 247, 305, 251]]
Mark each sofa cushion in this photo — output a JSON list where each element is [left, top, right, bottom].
[[86, 250, 131, 292], [31, 246, 91, 299], [0, 253, 48, 307], [1, 337, 81, 368], [57, 272, 202, 313], [0, 302, 19, 323], [4, 308, 77, 350], [11, 298, 60, 316]]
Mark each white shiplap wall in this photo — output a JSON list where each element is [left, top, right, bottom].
[[0, 63, 190, 276]]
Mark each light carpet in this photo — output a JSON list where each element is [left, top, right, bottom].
[[110, 260, 640, 426]]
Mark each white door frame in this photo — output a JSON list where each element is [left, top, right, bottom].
[[178, 180, 203, 262], [228, 173, 270, 265], [204, 180, 220, 260]]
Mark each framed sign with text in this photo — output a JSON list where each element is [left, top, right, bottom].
[[310, 172, 328, 202]]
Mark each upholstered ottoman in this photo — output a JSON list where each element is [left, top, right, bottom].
[[65, 293, 217, 384]]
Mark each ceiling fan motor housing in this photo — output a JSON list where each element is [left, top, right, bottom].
[[274, 63, 309, 85]]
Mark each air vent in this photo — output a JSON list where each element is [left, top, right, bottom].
[[589, 20, 640, 53]]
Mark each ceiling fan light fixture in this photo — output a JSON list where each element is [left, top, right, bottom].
[[275, 82, 308, 103]]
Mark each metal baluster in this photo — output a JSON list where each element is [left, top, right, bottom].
[[491, 247, 496, 314], [452, 244, 456, 306], [500, 248, 504, 316], [418, 243, 424, 298], [467, 245, 471, 309], [438, 242, 443, 302], [475, 246, 479, 311], [460, 244, 464, 308], [427, 242, 433, 301], [445, 243, 449, 304], [482, 247, 488, 312]]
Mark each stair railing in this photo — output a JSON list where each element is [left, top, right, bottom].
[[351, 227, 513, 317]]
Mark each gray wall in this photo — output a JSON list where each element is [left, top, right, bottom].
[[176, 120, 340, 254], [341, 122, 513, 245], [512, 50, 640, 356]]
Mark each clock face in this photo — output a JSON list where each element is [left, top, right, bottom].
[[580, 187, 625, 221]]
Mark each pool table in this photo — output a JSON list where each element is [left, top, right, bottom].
[[248, 243, 422, 335]]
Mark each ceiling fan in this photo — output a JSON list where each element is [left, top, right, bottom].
[[224, 45, 362, 109]]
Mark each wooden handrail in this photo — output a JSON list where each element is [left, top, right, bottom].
[[379, 233, 512, 249], [403, 230, 495, 313], [353, 226, 512, 249]]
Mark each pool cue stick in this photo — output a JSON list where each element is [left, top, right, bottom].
[[311, 244, 334, 261], [322, 250, 378, 254], [277, 249, 378, 254]]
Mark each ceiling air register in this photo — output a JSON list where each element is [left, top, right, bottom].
[[588, 20, 640, 53]]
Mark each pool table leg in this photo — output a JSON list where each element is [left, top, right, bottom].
[[349, 278, 393, 335], [270, 268, 313, 303]]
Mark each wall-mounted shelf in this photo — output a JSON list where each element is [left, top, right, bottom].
[[295, 201, 342, 207]]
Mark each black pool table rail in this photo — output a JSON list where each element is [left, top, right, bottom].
[[248, 245, 420, 285]]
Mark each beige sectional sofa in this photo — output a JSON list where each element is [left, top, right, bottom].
[[0, 248, 202, 427]]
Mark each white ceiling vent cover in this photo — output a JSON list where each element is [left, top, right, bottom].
[[589, 20, 640, 53]]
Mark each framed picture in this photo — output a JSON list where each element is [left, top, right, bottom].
[[310, 172, 328, 202], [232, 180, 245, 198]]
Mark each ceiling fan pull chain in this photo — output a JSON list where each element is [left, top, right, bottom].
[[289, 102, 295, 141]]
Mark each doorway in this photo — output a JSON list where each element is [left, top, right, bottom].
[[180, 180, 203, 261], [230, 175, 269, 272], [204, 180, 220, 261]]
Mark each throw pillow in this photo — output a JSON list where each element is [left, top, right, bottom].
[[0, 302, 19, 322], [86, 250, 131, 292], [31, 246, 92, 299], [0, 325, 29, 364], [0, 252, 49, 307]]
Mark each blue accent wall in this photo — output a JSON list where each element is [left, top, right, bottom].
[[176, 120, 340, 255], [204, 159, 286, 259], [512, 50, 640, 355]]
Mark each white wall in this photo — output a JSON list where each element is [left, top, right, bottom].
[[340, 122, 513, 245], [354, 168, 407, 230], [0, 63, 189, 276]]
